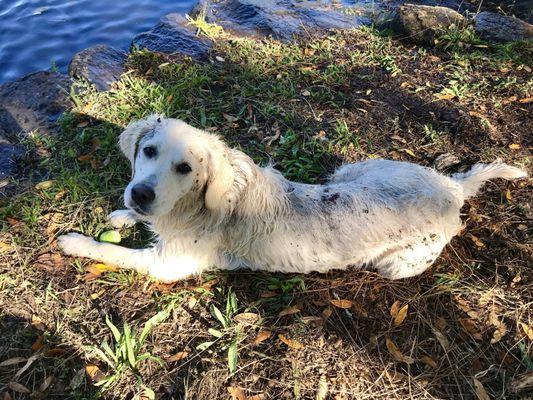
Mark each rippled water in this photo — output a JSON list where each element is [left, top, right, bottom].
[[0, 0, 195, 83]]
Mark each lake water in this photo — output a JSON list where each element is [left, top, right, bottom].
[[0, 0, 195, 83]]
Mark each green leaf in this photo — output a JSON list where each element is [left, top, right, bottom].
[[226, 290, 238, 316], [208, 328, 223, 338], [101, 340, 118, 364], [142, 386, 156, 400], [227, 340, 238, 375], [210, 304, 228, 328], [91, 345, 115, 368], [140, 310, 169, 345], [99, 230, 122, 244], [196, 341, 215, 351], [105, 315, 121, 342], [123, 323, 136, 368]]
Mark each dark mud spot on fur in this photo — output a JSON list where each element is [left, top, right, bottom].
[[321, 192, 340, 204]]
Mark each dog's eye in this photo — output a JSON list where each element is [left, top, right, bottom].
[[175, 162, 192, 174], [143, 146, 157, 158]]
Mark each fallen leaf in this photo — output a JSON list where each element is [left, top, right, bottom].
[[86, 263, 118, 277], [520, 322, 533, 340], [278, 305, 301, 317], [90, 290, 105, 300], [459, 318, 483, 340], [0, 241, 13, 253], [167, 351, 189, 362], [473, 378, 490, 400], [222, 113, 239, 123], [385, 337, 414, 364], [278, 334, 304, 350], [302, 89, 311, 97], [98, 230, 121, 244], [188, 296, 197, 309], [518, 97, 533, 104], [85, 365, 105, 382], [32, 335, 44, 352], [391, 303, 409, 326], [38, 375, 55, 392], [467, 234, 485, 248], [435, 92, 455, 100], [77, 121, 89, 128], [54, 191, 66, 201], [234, 312, 260, 325], [44, 348, 67, 357], [509, 371, 533, 394], [0, 357, 26, 367], [260, 291, 278, 298], [8, 382, 31, 394], [352, 301, 369, 318], [3, 392, 13, 400], [489, 311, 507, 344], [317, 374, 328, 400], [69, 368, 85, 390], [508, 143, 521, 150], [228, 386, 246, 400], [421, 355, 437, 368], [35, 180, 54, 190], [390, 301, 400, 318], [330, 299, 353, 309], [433, 329, 450, 350], [401, 148, 417, 158], [253, 330, 272, 345], [321, 308, 333, 319]]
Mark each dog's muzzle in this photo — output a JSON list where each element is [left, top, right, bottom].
[[130, 183, 155, 212]]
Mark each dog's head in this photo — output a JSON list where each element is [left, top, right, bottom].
[[119, 115, 237, 217]]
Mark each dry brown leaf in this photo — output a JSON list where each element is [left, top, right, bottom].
[[167, 351, 189, 362], [0, 241, 13, 253], [489, 311, 507, 344], [520, 322, 533, 340], [467, 234, 485, 248], [435, 317, 447, 331], [435, 92, 455, 100], [32, 335, 44, 352], [35, 180, 54, 190], [330, 299, 353, 309], [390, 300, 400, 318], [518, 97, 533, 104], [85, 365, 105, 382], [260, 291, 278, 298], [393, 304, 409, 327], [352, 301, 369, 318], [321, 308, 333, 319], [433, 329, 450, 350], [253, 330, 272, 346], [234, 312, 260, 325], [509, 371, 533, 394], [505, 189, 512, 202], [473, 378, 490, 400], [188, 296, 197, 309], [227, 386, 246, 400], [278, 334, 304, 350], [385, 337, 414, 364], [0, 357, 26, 367], [3, 392, 13, 400], [459, 318, 483, 340], [44, 348, 67, 357], [247, 395, 265, 400], [421, 355, 437, 368], [8, 382, 31, 394], [401, 148, 417, 158], [278, 305, 301, 317], [508, 143, 521, 150], [38, 375, 55, 392]]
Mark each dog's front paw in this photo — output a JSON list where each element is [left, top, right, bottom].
[[108, 210, 138, 228], [57, 233, 98, 258]]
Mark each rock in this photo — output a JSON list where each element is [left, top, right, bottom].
[[69, 45, 128, 91], [474, 11, 533, 41], [0, 71, 73, 138], [0, 142, 25, 190], [191, 0, 370, 41], [132, 13, 211, 58], [433, 153, 460, 171], [393, 4, 466, 44]]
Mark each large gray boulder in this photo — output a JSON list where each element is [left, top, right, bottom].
[[0, 71, 72, 139], [191, 0, 370, 41], [393, 4, 466, 44], [474, 11, 533, 41], [0, 71, 72, 194], [132, 13, 212, 58], [69, 45, 128, 91]]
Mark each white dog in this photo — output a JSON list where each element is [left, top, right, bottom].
[[58, 115, 527, 282]]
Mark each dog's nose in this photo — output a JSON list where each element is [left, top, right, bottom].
[[131, 184, 155, 208]]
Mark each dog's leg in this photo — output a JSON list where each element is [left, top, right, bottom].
[[57, 233, 208, 282], [57, 233, 153, 274], [107, 209, 141, 228]]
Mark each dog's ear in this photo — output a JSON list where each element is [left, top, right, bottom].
[[205, 145, 236, 213], [119, 114, 162, 166]]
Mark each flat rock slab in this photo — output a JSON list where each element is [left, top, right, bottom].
[[69, 45, 128, 91], [132, 13, 212, 58], [393, 4, 466, 44], [0, 71, 73, 139], [474, 11, 533, 41], [192, 0, 370, 41]]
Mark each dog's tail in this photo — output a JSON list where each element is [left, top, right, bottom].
[[451, 161, 527, 199]]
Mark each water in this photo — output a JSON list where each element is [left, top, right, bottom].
[[0, 0, 196, 83]]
